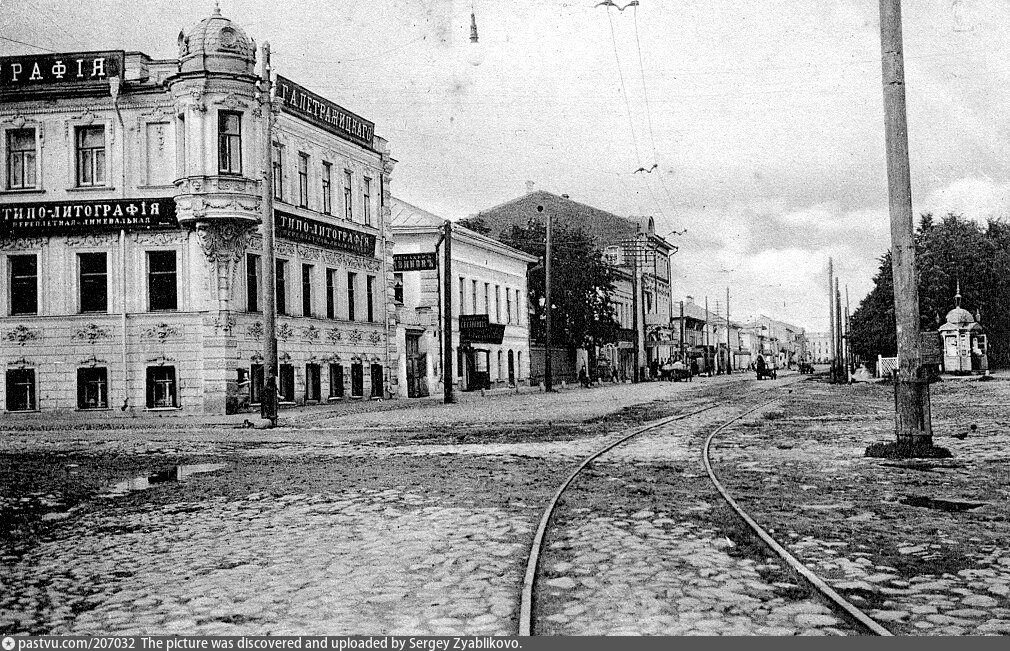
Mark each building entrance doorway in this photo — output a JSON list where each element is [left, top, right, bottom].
[[405, 333, 428, 398]]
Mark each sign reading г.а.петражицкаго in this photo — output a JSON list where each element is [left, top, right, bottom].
[[275, 75, 375, 149]]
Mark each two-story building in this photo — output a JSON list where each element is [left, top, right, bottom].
[[390, 198, 535, 396], [0, 7, 395, 415]]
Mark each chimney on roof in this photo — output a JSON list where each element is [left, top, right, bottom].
[[561, 194, 570, 199], [686, 295, 695, 304], [525, 181, 536, 194]]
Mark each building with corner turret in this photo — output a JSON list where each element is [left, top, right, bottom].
[[0, 6, 396, 415]]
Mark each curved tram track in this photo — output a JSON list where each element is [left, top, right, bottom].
[[519, 376, 894, 636]]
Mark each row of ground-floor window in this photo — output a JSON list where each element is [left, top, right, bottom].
[[3, 362, 384, 412], [239, 361, 383, 406]]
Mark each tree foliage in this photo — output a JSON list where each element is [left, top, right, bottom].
[[850, 213, 1010, 367], [497, 221, 620, 350]]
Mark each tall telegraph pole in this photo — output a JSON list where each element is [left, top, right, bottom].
[[879, 0, 932, 446], [828, 258, 836, 383], [442, 221, 455, 404], [543, 206, 553, 392], [725, 287, 731, 374], [259, 43, 278, 426]]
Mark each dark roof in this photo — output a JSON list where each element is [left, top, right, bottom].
[[470, 190, 639, 248]]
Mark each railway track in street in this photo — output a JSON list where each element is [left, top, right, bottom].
[[519, 374, 894, 636]]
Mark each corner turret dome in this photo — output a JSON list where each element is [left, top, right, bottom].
[[178, 4, 255, 75]]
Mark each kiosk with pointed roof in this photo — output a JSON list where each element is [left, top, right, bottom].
[[938, 283, 988, 374]]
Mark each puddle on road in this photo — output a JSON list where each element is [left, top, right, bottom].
[[101, 463, 227, 497], [900, 495, 985, 512]]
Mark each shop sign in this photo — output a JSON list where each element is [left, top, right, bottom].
[[616, 328, 636, 343], [275, 75, 375, 148], [459, 314, 505, 345], [0, 51, 124, 89], [0, 197, 177, 236], [275, 210, 376, 257], [393, 252, 437, 272]]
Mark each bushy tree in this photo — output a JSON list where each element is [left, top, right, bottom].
[[498, 222, 620, 350], [850, 213, 1010, 367]]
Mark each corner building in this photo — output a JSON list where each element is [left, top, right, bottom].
[[0, 8, 396, 415]]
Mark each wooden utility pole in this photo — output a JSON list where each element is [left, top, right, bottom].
[[259, 42, 278, 426], [543, 206, 553, 392], [705, 296, 711, 375], [879, 0, 932, 446], [725, 287, 731, 374], [679, 300, 686, 363], [442, 221, 455, 404], [836, 278, 844, 382], [828, 258, 836, 383]]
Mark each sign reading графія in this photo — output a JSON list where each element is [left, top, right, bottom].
[[0, 51, 124, 89]]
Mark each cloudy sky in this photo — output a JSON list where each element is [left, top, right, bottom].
[[6, 0, 1010, 331]]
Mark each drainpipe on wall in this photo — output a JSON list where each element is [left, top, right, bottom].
[[111, 75, 131, 411]]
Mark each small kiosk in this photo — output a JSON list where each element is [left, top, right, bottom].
[[939, 288, 988, 374]]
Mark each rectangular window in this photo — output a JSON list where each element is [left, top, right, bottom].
[[328, 363, 344, 398], [75, 125, 106, 187], [246, 253, 260, 312], [366, 275, 375, 322], [77, 367, 108, 410], [326, 268, 336, 319], [305, 363, 321, 402], [276, 260, 287, 316], [506, 288, 512, 324], [322, 161, 333, 214], [458, 276, 465, 316], [393, 272, 403, 304], [145, 366, 177, 408], [302, 263, 313, 317], [7, 128, 36, 189], [351, 362, 363, 397], [6, 368, 35, 411], [343, 169, 353, 220], [347, 272, 356, 321], [9, 254, 38, 315], [272, 143, 284, 201], [147, 251, 177, 311], [495, 285, 501, 323], [218, 111, 242, 175], [484, 282, 490, 316], [79, 252, 107, 313], [279, 364, 295, 402], [363, 177, 372, 226], [472, 280, 478, 314], [298, 152, 309, 208]]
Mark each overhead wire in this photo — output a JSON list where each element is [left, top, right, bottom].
[[600, 4, 669, 222], [631, 2, 680, 222]]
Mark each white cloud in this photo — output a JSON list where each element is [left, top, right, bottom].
[[922, 177, 1010, 224]]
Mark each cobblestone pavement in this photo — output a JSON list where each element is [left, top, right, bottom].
[[3, 374, 1009, 636], [710, 379, 1010, 636], [535, 386, 859, 635]]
